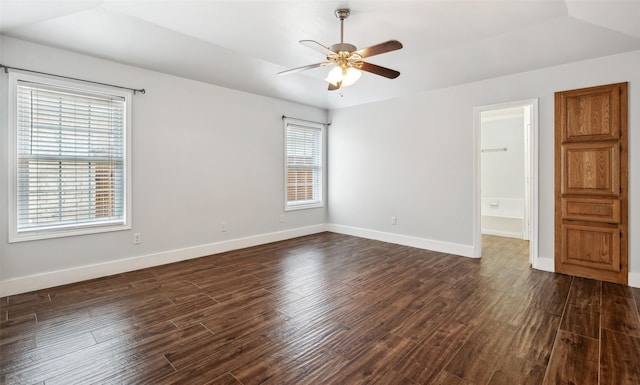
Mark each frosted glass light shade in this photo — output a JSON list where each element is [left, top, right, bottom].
[[324, 66, 361, 88], [341, 67, 361, 87], [325, 66, 343, 86]]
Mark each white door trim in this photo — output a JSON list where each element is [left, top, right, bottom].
[[473, 98, 540, 267]]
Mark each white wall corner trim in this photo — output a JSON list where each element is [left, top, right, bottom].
[[628, 273, 640, 289], [531, 256, 554, 273], [0, 224, 327, 297], [326, 224, 475, 258]]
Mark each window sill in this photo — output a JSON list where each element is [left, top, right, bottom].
[[9, 223, 131, 243], [285, 202, 325, 211]]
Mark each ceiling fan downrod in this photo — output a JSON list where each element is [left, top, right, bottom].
[[330, 9, 356, 54], [336, 9, 349, 44]]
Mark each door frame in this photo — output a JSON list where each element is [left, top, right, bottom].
[[472, 98, 539, 266]]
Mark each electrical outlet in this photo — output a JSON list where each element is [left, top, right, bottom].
[[220, 221, 227, 232], [133, 233, 141, 244], [279, 214, 285, 223], [391, 216, 397, 225]]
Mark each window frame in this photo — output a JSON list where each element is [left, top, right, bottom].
[[283, 118, 324, 211], [8, 72, 132, 242]]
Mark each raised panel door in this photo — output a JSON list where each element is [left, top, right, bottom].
[[555, 82, 627, 284], [561, 85, 620, 142], [561, 142, 619, 196]]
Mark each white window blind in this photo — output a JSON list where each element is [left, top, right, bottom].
[[11, 77, 130, 240], [284, 120, 323, 210]]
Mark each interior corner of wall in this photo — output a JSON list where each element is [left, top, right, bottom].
[[628, 272, 640, 288]]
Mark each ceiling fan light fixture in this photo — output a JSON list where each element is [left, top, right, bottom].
[[279, 8, 402, 91], [324, 66, 361, 88], [325, 66, 343, 86], [341, 67, 361, 87]]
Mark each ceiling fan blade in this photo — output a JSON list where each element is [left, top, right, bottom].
[[278, 62, 331, 76], [359, 62, 400, 79], [328, 82, 341, 91], [300, 40, 336, 56], [354, 40, 403, 59]]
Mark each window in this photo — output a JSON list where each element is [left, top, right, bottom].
[[284, 118, 323, 210], [9, 73, 132, 242]]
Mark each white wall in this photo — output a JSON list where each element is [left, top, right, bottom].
[[328, 49, 640, 285], [3, 36, 640, 294], [0, 37, 328, 295], [481, 112, 525, 238], [481, 114, 525, 201]]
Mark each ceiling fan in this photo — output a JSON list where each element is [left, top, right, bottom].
[[278, 8, 403, 91]]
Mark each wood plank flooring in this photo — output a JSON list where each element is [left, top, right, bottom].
[[2, 232, 640, 384]]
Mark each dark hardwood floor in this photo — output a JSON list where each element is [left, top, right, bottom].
[[2, 232, 640, 385]]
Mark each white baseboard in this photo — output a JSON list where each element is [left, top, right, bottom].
[[481, 215, 524, 240], [9, 222, 633, 296], [481, 229, 524, 239], [326, 224, 475, 258], [0, 224, 327, 297], [628, 273, 640, 288], [531, 257, 640, 288], [532, 256, 554, 272]]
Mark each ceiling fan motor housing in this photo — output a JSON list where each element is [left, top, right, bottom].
[[330, 43, 357, 54]]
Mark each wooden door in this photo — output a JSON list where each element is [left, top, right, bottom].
[[555, 82, 628, 284]]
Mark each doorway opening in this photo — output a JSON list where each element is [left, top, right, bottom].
[[473, 99, 539, 266]]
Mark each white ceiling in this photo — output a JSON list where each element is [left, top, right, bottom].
[[1, 0, 640, 110]]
